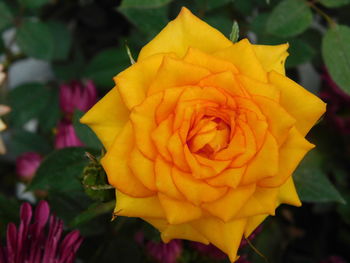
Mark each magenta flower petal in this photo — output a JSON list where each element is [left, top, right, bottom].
[[55, 120, 84, 149], [16, 152, 42, 180], [0, 201, 83, 263]]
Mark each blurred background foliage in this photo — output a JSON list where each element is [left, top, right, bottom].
[[0, 0, 350, 262]]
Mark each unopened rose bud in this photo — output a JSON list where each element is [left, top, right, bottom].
[[59, 80, 97, 115], [54, 119, 83, 149], [16, 152, 42, 181]]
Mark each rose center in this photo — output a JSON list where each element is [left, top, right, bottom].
[[187, 117, 230, 158]]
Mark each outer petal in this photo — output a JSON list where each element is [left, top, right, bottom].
[[102, 122, 154, 197], [80, 87, 129, 150], [138, 7, 232, 61], [191, 217, 246, 262], [253, 44, 289, 75], [244, 214, 268, 237], [158, 193, 202, 224], [268, 71, 326, 136], [201, 185, 256, 222], [214, 39, 267, 83], [277, 176, 302, 207], [115, 53, 168, 109], [114, 190, 165, 218], [258, 127, 315, 187]]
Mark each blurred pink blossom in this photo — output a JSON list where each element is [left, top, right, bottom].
[[15, 152, 42, 181], [320, 256, 347, 263], [55, 120, 83, 149], [321, 69, 350, 134], [0, 200, 83, 263], [146, 239, 182, 263], [59, 80, 97, 115]]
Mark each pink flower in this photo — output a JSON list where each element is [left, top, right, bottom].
[[59, 80, 97, 115], [16, 152, 42, 181], [320, 256, 347, 263], [321, 69, 350, 134], [54, 120, 83, 149], [0, 201, 83, 263], [146, 240, 182, 263]]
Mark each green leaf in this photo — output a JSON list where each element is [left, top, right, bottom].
[[319, 0, 350, 7], [70, 200, 114, 227], [47, 21, 72, 60], [73, 110, 102, 149], [37, 88, 61, 132], [120, 0, 172, 8], [337, 192, 350, 224], [229, 21, 239, 43], [84, 47, 130, 87], [197, 0, 232, 10], [322, 25, 350, 95], [18, 0, 49, 9], [267, 0, 313, 37], [28, 147, 97, 191], [8, 83, 51, 127], [286, 39, 315, 68], [294, 151, 345, 204], [118, 6, 168, 38], [17, 20, 55, 60], [0, 2, 13, 31], [9, 129, 51, 155]]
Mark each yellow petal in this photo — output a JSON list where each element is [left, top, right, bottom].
[[258, 127, 314, 187], [214, 39, 267, 83], [241, 132, 279, 185], [101, 122, 154, 197], [167, 132, 191, 171], [148, 56, 210, 95], [183, 47, 238, 74], [152, 116, 173, 162], [130, 92, 163, 160], [237, 74, 280, 101], [268, 71, 326, 136], [191, 217, 247, 262], [155, 156, 184, 200], [244, 214, 268, 237], [172, 166, 227, 205], [138, 7, 232, 61], [201, 185, 256, 222], [114, 190, 165, 218], [278, 176, 302, 207], [114, 53, 167, 109], [253, 43, 289, 75], [80, 87, 129, 150], [158, 193, 202, 224], [161, 223, 209, 244], [253, 95, 295, 145], [128, 148, 156, 191], [206, 166, 246, 188], [237, 187, 279, 218]]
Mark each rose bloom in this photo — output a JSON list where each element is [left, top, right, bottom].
[[81, 7, 326, 262]]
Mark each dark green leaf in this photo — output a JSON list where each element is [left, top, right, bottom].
[[17, 20, 55, 60], [120, 0, 172, 8], [205, 14, 232, 36], [118, 6, 168, 38], [267, 0, 313, 37], [73, 110, 102, 149], [294, 151, 345, 204], [38, 88, 60, 132], [70, 200, 114, 227], [286, 39, 315, 68], [18, 0, 49, 9], [0, 2, 13, 31], [319, 0, 350, 7], [48, 21, 72, 60], [322, 24, 350, 95], [8, 83, 51, 127], [53, 49, 85, 81], [197, 0, 232, 10], [28, 147, 97, 191], [9, 129, 51, 155], [84, 48, 130, 87], [337, 192, 350, 224]]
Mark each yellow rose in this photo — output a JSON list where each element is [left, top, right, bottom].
[[81, 7, 326, 262]]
